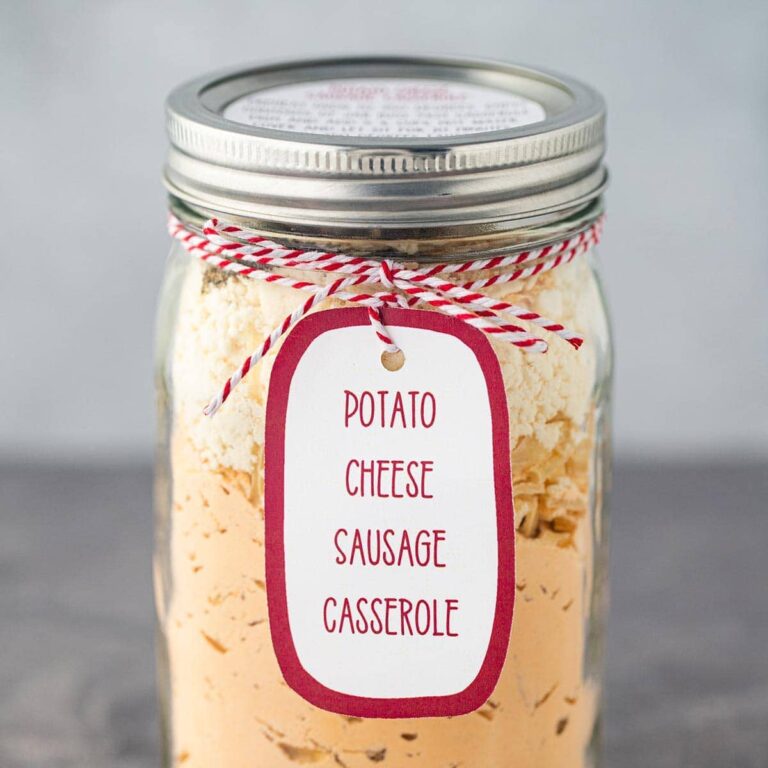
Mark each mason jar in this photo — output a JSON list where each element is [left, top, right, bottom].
[[155, 56, 612, 768]]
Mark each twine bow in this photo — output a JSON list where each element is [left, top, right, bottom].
[[168, 214, 603, 415]]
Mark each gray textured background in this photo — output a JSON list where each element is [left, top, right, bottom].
[[1, 0, 766, 462], [3, 461, 767, 767]]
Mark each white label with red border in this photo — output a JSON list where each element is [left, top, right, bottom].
[[223, 77, 546, 138], [265, 308, 514, 718]]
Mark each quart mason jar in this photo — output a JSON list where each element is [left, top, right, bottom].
[[155, 56, 612, 768]]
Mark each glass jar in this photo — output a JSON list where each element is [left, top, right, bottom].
[[155, 56, 612, 768]]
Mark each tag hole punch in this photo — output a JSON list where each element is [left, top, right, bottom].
[[381, 349, 405, 372]]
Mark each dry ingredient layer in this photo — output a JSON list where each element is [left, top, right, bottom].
[[162, 248, 607, 768]]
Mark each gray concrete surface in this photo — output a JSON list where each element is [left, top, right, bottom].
[[1, 461, 766, 767]]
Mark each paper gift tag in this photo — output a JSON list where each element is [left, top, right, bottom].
[[265, 307, 515, 718]]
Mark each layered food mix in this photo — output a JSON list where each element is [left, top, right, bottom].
[[156, 240, 608, 768]]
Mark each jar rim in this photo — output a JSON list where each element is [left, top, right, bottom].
[[169, 195, 604, 264], [165, 55, 607, 238]]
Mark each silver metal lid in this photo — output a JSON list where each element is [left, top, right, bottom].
[[165, 55, 606, 237]]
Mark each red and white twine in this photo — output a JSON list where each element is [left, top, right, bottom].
[[168, 214, 604, 416]]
